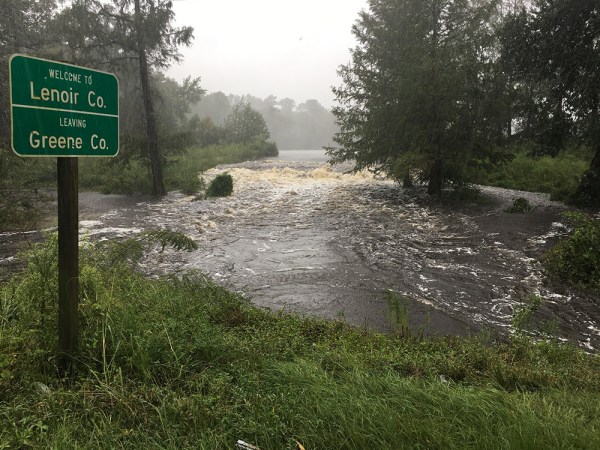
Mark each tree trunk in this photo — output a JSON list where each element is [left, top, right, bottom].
[[426, 3, 443, 197], [134, 0, 165, 197], [571, 145, 600, 207], [427, 159, 443, 195]]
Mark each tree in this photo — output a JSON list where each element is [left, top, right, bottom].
[[154, 73, 204, 139], [295, 99, 338, 149], [501, 0, 600, 206], [223, 102, 270, 145], [188, 116, 223, 147], [0, 0, 58, 148], [279, 98, 296, 115], [0, 1, 60, 228], [327, 0, 505, 194], [191, 91, 232, 125], [189, 93, 339, 150], [56, 0, 194, 196]]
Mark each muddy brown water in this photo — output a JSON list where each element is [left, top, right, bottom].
[[1, 156, 598, 350]]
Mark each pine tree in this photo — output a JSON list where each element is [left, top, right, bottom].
[[327, 0, 505, 194]]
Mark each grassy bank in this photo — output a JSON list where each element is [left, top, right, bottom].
[[472, 145, 592, 202], [1, 237, 599, 449], [79, 142, 278, 195]]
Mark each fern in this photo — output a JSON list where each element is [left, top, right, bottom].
[[106, 238, 144, 265], [144, 230, 198, 252]]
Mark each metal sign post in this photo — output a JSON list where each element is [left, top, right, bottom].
[[9, 54, 119, 370]]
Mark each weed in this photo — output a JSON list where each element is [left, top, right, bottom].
[[385, 290, 428, 340], [511, 294, 542, 333]]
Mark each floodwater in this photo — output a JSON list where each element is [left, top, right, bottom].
[[276, 149, 330, 162], [1, 150, 598, 350]]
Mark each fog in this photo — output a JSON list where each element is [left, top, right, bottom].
[[167, 0, 368, 108]]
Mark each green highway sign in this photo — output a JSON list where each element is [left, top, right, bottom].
[[10, 54, 119, 157]]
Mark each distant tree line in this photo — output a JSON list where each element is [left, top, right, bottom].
[[187, 96, 276, 153], [191, 93, 338, 150], [328, 0, 600, 206]]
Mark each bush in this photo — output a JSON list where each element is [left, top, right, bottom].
[[545, 212, 600, 291], [205, 172, 233, 198], [447, 185, 488, 204], [472, 146, 590, 202], [165, 163, 205, 195], [80, 159, 152, 195], [511, 294, 542, 333], [505, 197, 532, 213], [252, 139, 279, 157]]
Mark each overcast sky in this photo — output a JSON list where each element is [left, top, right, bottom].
[[167, 0, 368, 108]]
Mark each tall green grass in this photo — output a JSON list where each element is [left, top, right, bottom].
[[474, 148, 590, 202], [1, 237, 599, 448]]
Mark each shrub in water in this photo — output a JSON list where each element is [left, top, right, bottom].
[[545, 212, 600, 291], [505, 197, 532, 213], [206, 172, 233, 198]]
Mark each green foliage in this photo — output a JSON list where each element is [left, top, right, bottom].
[[328, 0, 507, 195], [223, 102, 270, 145], [205, 172, 233, 198], [0, 186, 39, 230], [505, 197, 532, 213], [1, 139, 273, 227], [154, 73, 205, 133], [500, 0, 600, 203], [545, 212, 600, 292], [144, 229, 198, 252], [0, 150, 54, 230], [0, 237, 599, 448], [472, 147, 590, 201], [255, 139, 279, 158], [571, 157, 600, 207], [79, 159, 152, 195], [78, 142, 275, 196], [188, 116, 223, 147], [511, 295, 542, 333], [165, 160, 205, 195], [385, 291, 428, 340], [443, 185, 490, 205], [166, 143, 275, 196]]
